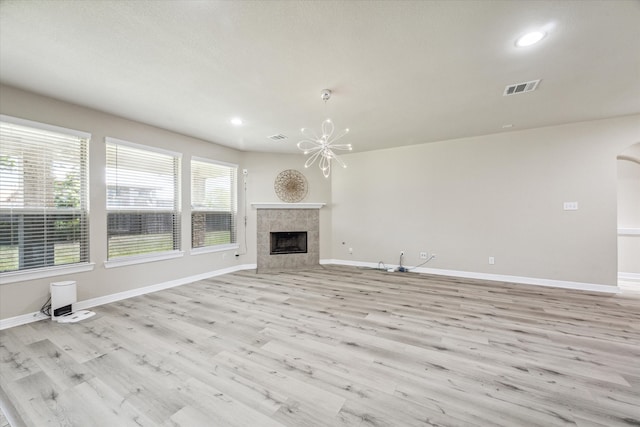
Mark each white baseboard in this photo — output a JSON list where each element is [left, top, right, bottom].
[[0, 312, 51, 330], [618, 272, 640, 283], [0, 263, 257, 331], [321, 259, 620, 294]]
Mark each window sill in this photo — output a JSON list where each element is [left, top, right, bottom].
[[0, 263, 95, 285], [191, 243, 239, 256], [104, 251, 184, 269]]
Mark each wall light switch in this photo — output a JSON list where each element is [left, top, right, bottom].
[[489, 256, 495, 265], [563, 202, 579, 210]]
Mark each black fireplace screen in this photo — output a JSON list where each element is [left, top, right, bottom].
[[270, 231, 307, 255]]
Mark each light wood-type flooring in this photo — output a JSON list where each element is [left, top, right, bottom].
[[1, 266, 639, 426]]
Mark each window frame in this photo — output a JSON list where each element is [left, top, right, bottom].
[[190, 156, 238, 254], [0, 115, 93, 284], [104, 137, 183, 268]]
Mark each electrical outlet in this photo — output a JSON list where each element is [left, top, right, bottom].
[[489, 256, 495, 265], [419, 252, 428, 259], [348, 247, 353, 254], [400, 251, 405, 256], [432, 254, 437, 259]]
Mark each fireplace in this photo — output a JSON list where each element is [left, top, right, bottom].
[[254, 203, 323, 273], [270, 231, 307, 255]]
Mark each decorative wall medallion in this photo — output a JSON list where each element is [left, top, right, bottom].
[[274, 169, 308, 203]]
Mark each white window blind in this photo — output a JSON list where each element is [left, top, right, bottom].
[[0, 116, 90, 273], [191, 158, 237, 249], [106, 138, 181, 260]]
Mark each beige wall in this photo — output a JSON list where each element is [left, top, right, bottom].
[[0, 85, 330, 320], [330, 115, 640, 286], [617, 143, 640, 275]]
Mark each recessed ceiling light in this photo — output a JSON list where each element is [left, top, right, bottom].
[[516, 31, 546, 47], [230, 118, 243, 126]]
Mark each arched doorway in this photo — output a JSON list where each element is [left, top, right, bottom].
[[617, 143, 640, 290]]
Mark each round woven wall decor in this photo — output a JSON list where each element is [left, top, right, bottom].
[[274, 169, 308, 203]]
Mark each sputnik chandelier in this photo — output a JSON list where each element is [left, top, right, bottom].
[[297, 89, 352, 178]]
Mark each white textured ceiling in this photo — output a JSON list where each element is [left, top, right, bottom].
[[1, 0, 639, 154]]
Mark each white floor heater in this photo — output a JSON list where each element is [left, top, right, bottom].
[[50, 281, 95, 323]]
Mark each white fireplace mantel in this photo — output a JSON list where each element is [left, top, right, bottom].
[[251, 202, 325, 209]]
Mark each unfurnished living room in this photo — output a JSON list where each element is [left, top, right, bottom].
[[0, 1, 639, 426]]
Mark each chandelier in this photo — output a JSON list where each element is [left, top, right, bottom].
[[297, 89, 352, 178]]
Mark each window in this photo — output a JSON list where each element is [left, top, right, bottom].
[[106, 137, 181, 261], [0, 116, 89, 274], [191, 157, 237, 250]]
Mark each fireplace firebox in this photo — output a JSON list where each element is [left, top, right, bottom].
[[270, 231, 307, 255]]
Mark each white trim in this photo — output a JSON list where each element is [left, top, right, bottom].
[[0, 263, 95, 285], [321, 259, 379, 268], [0, 312, 50, 330], [0, 114, 91, 139], [191, 243, 239, 255], [0, 263, 257, 330], [252, 202, 325, 209], [105, 136, 182, 158], [618, 228, 640, 236], [618, 272, 640, 283], [191, 156, 238, 169], [321, 259, 620, 294], [104, 251, 184, 269]]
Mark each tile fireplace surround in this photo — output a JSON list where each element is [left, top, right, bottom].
[[253, 203, 324, 273]]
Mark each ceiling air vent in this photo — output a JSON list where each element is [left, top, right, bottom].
[[503, 79, 540, 96], [267, 134, 287, 141]]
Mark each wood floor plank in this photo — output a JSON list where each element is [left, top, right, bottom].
[[0, 333, 41, 384], [172, 377, 286, 427], [5, 371, 63, 426]]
